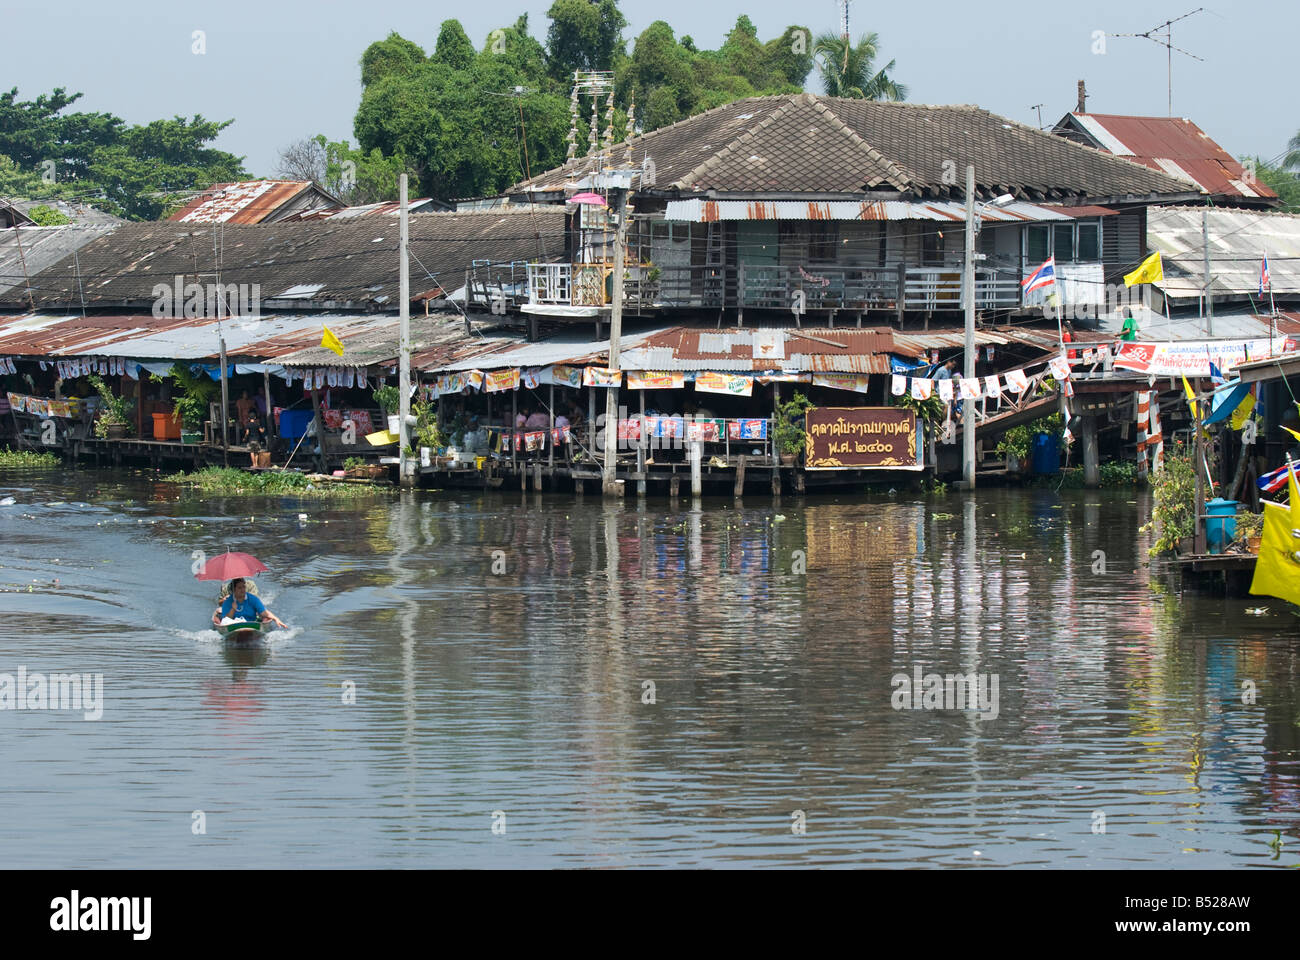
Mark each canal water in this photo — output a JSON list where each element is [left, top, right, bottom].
[[1, 467, 1296, 868]]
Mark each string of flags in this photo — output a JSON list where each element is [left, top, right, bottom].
[[890, 364, 1047, 401]]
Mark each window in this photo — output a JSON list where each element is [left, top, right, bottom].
[[1023, 220, 1102, 263], [808, 222, 838, 261], [1077, 222, 1100, 261], [921, 229, 945, 265], [1054, 224, 1075, 262], [1026, 225, 1049, 262]]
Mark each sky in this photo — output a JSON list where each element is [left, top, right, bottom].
[[5, 0, 1296, 178]]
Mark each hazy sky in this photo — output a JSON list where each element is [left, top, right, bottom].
[[6, 0, 1296, 178]]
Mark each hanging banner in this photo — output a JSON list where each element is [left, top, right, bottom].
[[521, 368, 541, 389], [551, 424, 572, 445], [1004, 369, 1030, 394], [910, 378, 932, 401], [805, 407, 921, 470], [1048, 356, 1072, 381], [626, 370, 684, 390], [984, 375, 1002, 397], [755, 372, 811, 385], [811, 373, 871, 394], [485, 368, 521, 393], [583, 366, 623, 388], [890, 374, 907, 397], [686, 419, 722, 441], [436, 372, 469, 395], [695, 371, 752, 397], [936, 378, 953, 402], [546, 365, 584, 388], [1112, 338, 1285, 377], [617, 418, 642, 441], [467, 370, 485, 391], [727, 418, 769, 440], [7, 393, 25, 412], [524, 431, 545, 451], [958, 377, 982, 400]]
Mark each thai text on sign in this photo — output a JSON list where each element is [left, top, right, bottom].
[[805, 407, 920, 470]]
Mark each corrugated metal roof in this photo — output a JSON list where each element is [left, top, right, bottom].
[[169, 181, 324, 224], [665, 198, 1069, 223], [0, 224, 122, 299], [1148, 206, 1300, 299], [1063, 114, 1277, 202]]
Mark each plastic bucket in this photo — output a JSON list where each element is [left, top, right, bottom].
[[1205, 498, 1239, 555]]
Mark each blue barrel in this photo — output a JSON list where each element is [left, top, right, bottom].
[[1031, 432, 1060, 475], [1204, 498, 1239, 555], [279, 409, 314, 439]]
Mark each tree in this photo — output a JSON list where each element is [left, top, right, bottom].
[[1285, 130, 1300, 174], [26, 204, 72, 225], [545, 0, 627, 78], [813, 32, 907, 100], [1247, 155, 1300, 213], [360, 32, 428, 88], [433, 20, 476, 72]]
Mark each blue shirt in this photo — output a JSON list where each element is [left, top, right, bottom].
[[221, 594, 266, 622]]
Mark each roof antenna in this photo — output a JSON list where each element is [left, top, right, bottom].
[[1030, 103, 1045, 128], [1110, 8, 1204, 116]]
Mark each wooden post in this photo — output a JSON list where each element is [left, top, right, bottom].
[[1082, 415, 1099, 488], [511, 389, 517, 472], [548, 384, 555, 468], [734, 455, 746, 498], [669, 473, 680, 498], [263, 371, 275, 443], [533, 462, 542, 492], [690, 440, 702, 496], [636, 388, 646, 497], [1193, 405, 1206, 555], [794, 469, 805, 494], [771, 465, 781, 495], [737, 261, 745, 328], [896, 262, 907, 327], [219, 336, 229, 467], [588, 385, 597, 460], [310, 386, 326, 474]]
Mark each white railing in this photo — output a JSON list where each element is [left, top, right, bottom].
[[527, 263, 573, 306]]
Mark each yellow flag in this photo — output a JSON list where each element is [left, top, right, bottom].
[[1183, 375, 1198, 419], [1283, 426, 1300, 444], [1229, 391, 1256, 431], [321, 325, 344, 357], [1250, 463, 1300, 607], [1124, 251, 1163, 287]]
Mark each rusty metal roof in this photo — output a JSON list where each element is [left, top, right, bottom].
[[1058, 114, 1276, 202], [169, 181, 330, 224]]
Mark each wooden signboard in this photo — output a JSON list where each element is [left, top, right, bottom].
[[804, 407, 920, 470]]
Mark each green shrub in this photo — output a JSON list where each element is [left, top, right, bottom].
[[1141, 443, 1196, 556]]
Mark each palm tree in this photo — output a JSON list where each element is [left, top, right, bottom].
[[1285, 129, 1300, 173], [814, 31, 907, 101]]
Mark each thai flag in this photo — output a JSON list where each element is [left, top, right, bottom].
[[1260, 255, 1271, 295], [1022, 256, 1056, 293], [1209, 361, 1225, 386], [1259, 464, 1289, 494]]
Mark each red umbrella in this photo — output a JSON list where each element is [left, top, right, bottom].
[[195, 551, 268, 581]]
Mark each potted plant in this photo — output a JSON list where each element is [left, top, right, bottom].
[[166, 364, 217, 444], [87, 373, 130, 439], [1140, 442, 1196, 556], [774, 392, 813, 465], [374, 384, 401, 433]]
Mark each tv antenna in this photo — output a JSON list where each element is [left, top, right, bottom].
[[839, 0, 852, 39], [1030, 103, 1045, 128], [1110, 8, 1204, 116]]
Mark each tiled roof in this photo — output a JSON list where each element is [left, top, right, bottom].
[[515, 94, 1199, 204], [0, 210, 566, 311], [167, 180, 331, 224], [0, 224, 122, 300]]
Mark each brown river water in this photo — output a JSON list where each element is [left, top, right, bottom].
[[0, 467, 1297, 868]]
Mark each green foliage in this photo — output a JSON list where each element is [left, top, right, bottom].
[[165, 467, 386, 498], [996, 413, 1063, 462], [892, 389, 945, 426], [813, 32, 906, 100], [373, 384, 400, 414], [1142, 443, 1196, 556], [25, 203, 70, 225], [412, 399, 446, 450], [546, 0, 627, 77], [0, 449, 59, 468], [87, 373, 129, 426], [774, 391, 813, 457], [165, 363, 218, 431], [0, 88, 247, 220], [343, 456, 365, 470], [1247, 154, 1300, 213], [344, 8, 816, 202], [1233, 508, 1263, 544], [1099, 459, 1141, 487]]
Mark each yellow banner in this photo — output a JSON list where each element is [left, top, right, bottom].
[[1124, 251, 1163, 287], [627, 370, 684, 390]]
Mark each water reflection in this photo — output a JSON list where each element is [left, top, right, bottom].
[[1, 466, 1298, 867]]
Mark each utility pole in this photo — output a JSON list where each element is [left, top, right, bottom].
[[398, 173, 413, 486], [602, 188, 628, 495], [962, 164, 976, 491], [1202, 204, 1214, 337]]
